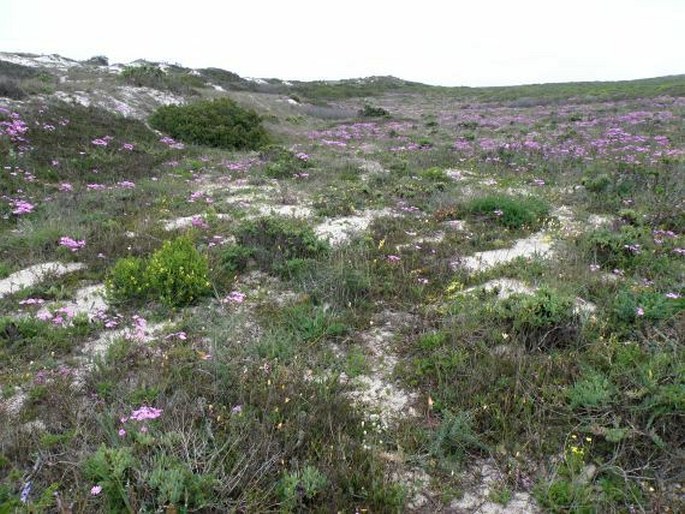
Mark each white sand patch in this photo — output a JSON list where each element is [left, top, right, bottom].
[[1, 390, 27, 418], [211, 83, 225, 92], [391, 466, 432, 509], [445, 168, 474, 181], [0, 53, 40, 67], [462, 278, 537, 299], [443, 219, 469, 231], [0, 262, 86, 299], [254, 204, 313, 218], [37, 284, 108, 322], [459, 232, 554, 273], [162, 213, 231, 231], [81, 320, 172, 359], [53, 90, 92, 107], [315, 209, 395, 246], [358, 160, 388, 175], [286, 98, 299, 105], [450, 459, 539, 513], [346, 315, 418, 427]]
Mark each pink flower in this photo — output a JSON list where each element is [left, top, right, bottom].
[[36, 310, 53, 321], [191, 215, 209, 229], [665, 292, 681, 299], [59, 236, 86, 252], [386, 255, 401, 263], [129, 405, 163, 421], [19, 298, 45, 306], [118, 429, 126, 437], [90, 485, 102, 496], [636, 306, 645, 317], [117, 180, 136, 189], [58, 182, 73, 192], [11, 199, 35, 215], [223, 291, 246, 304], [121, 143, 134, 151]]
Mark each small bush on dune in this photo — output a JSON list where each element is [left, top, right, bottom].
[[149, 98, 270, 150], [106, 236, 211, 307]]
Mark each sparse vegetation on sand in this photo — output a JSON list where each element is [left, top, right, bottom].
[[0, 53, 683, 512]]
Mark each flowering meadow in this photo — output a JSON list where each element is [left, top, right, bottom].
[[0, 57, 683, 512]]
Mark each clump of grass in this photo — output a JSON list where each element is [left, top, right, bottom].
[[222, 216, 329, 275], [464, 194, 550, 230]]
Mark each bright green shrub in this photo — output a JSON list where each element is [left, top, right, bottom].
[[105, 256, 147, 303], [146, 237, 211, 307], [106, 237, 211, 307], [149, 98, 269, 150]]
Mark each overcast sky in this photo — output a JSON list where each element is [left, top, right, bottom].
[[1, 0, 683, 87]]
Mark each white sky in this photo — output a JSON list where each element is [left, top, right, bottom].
[[1, 0, 683, 87]]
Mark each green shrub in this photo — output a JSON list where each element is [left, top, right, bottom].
[[106, 237, 211, 307], [495, 287, 579, 350], [146, 237, 211, 307], [234, 217, 329, 272], [260, 145, 310, 179], [277, 465, 328, 512], [149, 98, 269, 150], [465, 194, 549, 230], [358, 104, 390, 118], [568, 369, 616, 409], [220, 244, 254, 275], [105, 256, 147, 303]]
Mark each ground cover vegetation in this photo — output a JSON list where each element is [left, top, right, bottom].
[[0, 54, 683, 512]]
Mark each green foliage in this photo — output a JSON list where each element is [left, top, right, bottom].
[[233, 216, 329, 273], [106, 237, 211, 307], [145, 237, 211, 307], [105, 255, 147, 303], [359, 104, 390, 118], [568, 369, 616, 409], [260, 145, 310, 179], [277, 465, 328, 512], [149, 98, 269, 150], [220, 244, 254, 275], [146, 454, 214, 508], [495, 287, 580, 350], [429, 411, 486, 469], [84, 445, 137, 512], [121, 64, 204, 94], [465, 194, 550, 230]]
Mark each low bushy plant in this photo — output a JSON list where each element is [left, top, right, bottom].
[[145, 237, 211, 307], [495, 287, 580, 350], [359, 104, 390, 118], [106, 237, 211, 307], [260, 145, 310, 179], [233, 216, 329, 272], [149, 98, 269, 150]]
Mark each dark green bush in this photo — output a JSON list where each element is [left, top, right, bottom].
[[149, 98, 269, 150], [358, 104, 390, 118]]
